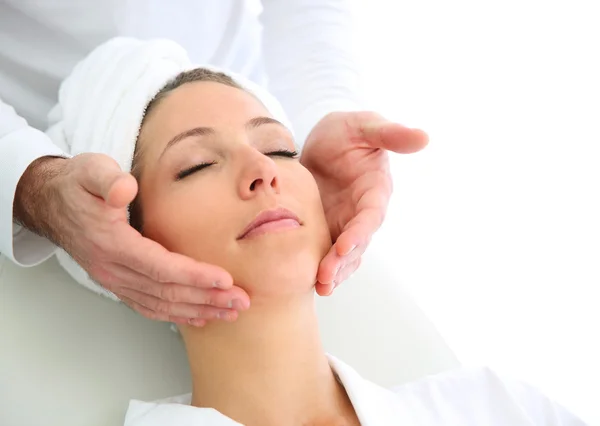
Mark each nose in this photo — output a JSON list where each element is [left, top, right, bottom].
[[238, 152, 280, 200]]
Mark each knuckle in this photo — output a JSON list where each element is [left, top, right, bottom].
[[72, 152, 93, 166], [137, 279, 154, 296], [146, 263, 160, 282], [195, 307, 213, 319], [159, 284, 177, 302], [154, 301, 171, 315]]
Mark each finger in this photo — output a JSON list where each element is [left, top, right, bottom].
[[335, 257, 362, 285], [315, 256, 362, 297], [168, 316, 191, 326], [116, 230, 234, 290], [337, 178, 391, 248], [316, 225, 368, 285], [118, 287, 238, 322], [316, 234, 365, 286], [318, 181, 387, 284], [316, 244, 341, 286], [316, 246, 342, 286], [315, 281, 334, 297], [333, 209, 380, 257], [77, 154, 136, 205], [187, 319, 207, 327], [361, 122, 429, 153], [169, 317, 208, 328], [119, 294, 171, 322], [120, 296, 209, 327], [333, 225, 363, 257], [110, 264, 249, 309], [105, 174, 138, 208]]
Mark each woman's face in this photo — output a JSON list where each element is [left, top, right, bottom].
[[136, 81, 331, 298]]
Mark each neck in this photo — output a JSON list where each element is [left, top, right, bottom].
[[181, 292, 355, 425]]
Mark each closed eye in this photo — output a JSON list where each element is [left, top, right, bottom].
[[265, 149, 298, 159], [176, 161, 216, 180], [176, 150, 298, 180]]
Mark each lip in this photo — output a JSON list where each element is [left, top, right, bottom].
[[238, 207, 301, 240]]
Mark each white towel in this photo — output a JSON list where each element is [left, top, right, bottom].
[[45, 37, 293, 302]]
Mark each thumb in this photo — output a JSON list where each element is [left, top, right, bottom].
[[79, 155, 138, 208], [105, 174, 138, 208], [361, 121, 429, 153]]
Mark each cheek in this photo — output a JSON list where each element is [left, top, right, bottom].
[[291, 166, 327, 217], [140, 180, 235, 262], [284, 166, 332, 247]]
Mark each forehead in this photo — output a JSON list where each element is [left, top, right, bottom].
[[149, 81, 271, 129], [136, 81, 277, 167]]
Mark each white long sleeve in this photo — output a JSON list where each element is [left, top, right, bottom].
[[260, 0, 366, 147], [0, 98, 65, 266]]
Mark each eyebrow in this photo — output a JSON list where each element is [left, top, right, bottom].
[[160, 116, 286, 159]]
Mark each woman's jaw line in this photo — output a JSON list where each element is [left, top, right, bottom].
[[181, 285, 318, 334]]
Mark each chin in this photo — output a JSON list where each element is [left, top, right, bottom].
[[236, 243, 324, 297]]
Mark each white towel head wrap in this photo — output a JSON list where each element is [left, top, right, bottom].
[[46, 37, 293, 301]]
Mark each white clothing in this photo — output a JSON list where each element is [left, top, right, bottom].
[[124, 355, 587, 425], [0, 0, 363, 266]]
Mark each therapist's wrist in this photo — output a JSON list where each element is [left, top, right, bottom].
[[13, 156, 68, 242]]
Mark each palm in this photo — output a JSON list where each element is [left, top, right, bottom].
[[303, 134, 389, 243], [300, 111, 428, 293]]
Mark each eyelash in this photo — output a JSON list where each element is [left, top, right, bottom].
[[175, 149, 299, 180]]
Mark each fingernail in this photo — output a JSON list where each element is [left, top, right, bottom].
[[212, 280, 222, 288], [328, 281, 336, 295], [344, 245, 357, 256], [232, 299, 248, 310], [218, 311, 230, 320], [188, 318, 205, 327]]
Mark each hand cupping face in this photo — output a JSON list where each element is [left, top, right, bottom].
[[301, 111, 429, 295]]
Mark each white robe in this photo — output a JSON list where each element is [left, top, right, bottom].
[[123, 355, 587, 425]]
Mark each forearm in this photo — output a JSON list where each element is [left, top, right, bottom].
[[13, 156, 66, 243], [260, 0, 365, 146], [0, 97, 67, 265]]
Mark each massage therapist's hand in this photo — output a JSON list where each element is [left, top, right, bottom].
[[14, 154, 249, 326], [300, 111, 429, 296]]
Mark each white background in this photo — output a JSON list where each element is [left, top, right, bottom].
[[352, 1, 600, 424]]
